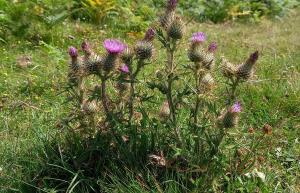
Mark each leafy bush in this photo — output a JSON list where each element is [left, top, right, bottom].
[[27, 1, 276, 192], [0, 0, 71, 43]]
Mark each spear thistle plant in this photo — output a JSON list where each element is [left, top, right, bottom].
[[61, 0, 266, 191]]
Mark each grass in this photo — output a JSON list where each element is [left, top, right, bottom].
[[0, 7, 300, 193]]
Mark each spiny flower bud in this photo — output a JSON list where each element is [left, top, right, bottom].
[[69, 46, 78, 58], [68, 47, 80, 73], [144, 28, 156, 42], [200, 73, 215, 93], [159, 101, 170, 121], [218, 102, 242, 128], [202, 52, 215, 70], [81, 100, 98, 115], [236, 51, 259, 80], [167, 16, 184, 40], [121, 47, 134, 64], [135, 41, 153, 60], [81, 40, 92, 57], [221, 57, 237, 78], [167, 0, 177, 12], [102, 53, 119, 72], [188, 46, 206, 63]]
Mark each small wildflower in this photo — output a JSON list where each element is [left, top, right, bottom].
[[103, 39, 126, 54], [69, 46, 78, 58]]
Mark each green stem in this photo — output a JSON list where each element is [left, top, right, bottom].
[[128, 60, 144, 122], [101, 76, 110, 119]]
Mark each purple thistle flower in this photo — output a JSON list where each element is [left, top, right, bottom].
[[144, 28, 156, 42], [191, 32, 206, 43], [120, 64, 129, 73], [103, 39, 126, 54], [231, 102, 242, 113], [208, 42, 217, 53], [69, 46, 78, 58], [167, 0, 177, 11]]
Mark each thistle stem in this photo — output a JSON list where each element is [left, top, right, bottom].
[[128, 60, 144, 122], [101, 76, 110, 119]]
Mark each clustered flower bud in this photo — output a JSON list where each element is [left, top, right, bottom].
[[81, 40, 102, 75], [188, 32, 217, 70], [218, 102, 242, 128], [236, 51, 259, 80], [221, 51, 259, 80]]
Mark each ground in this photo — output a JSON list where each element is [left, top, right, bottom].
[[0, 8, 299, 193]]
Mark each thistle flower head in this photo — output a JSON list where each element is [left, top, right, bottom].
[[231, 102, 242, 113], [69, 46, 78, 58], [144, 28, 156, 42], [103, 39, 126, 54], [191, 32, 206, 43], [167, 0, 177, 11], [208, 42, 217, 53], [120, 64, 129, 73]]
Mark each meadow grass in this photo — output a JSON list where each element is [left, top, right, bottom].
[[0, 8, 299, 193]]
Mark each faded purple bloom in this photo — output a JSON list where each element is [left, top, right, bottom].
[[167, 0, 177, 11], [249, 51, 259, 63], [144, 28, 156, 42], [103, 39, 126, 54], [81, 40, 90, 51], [231, 102, 242, 113], [208, 42, 217, 53], [191, 32, 206, 43], [69, 46, 78, 58], [120, 64, 129, 73]]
